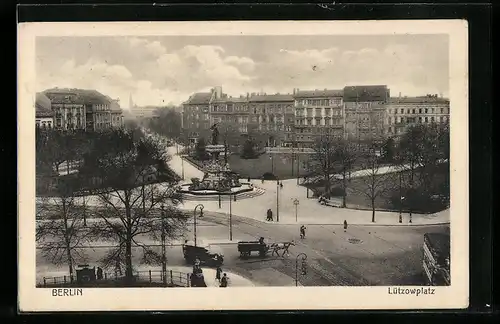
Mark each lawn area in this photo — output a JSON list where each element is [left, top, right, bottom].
[[303, 166, 449, 214], [227, 153, 312, 180]]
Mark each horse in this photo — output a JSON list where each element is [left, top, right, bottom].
[[270, 241, 295, 257]]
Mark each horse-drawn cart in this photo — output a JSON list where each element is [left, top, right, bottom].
[[237, 237, 270, 258]]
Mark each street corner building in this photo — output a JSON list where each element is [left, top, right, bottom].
[[37, 88, 124, 131]]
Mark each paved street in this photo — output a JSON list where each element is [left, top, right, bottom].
[[36, 210, 449, 287]]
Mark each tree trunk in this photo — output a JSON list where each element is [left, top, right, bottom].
[[371, 199, 376, 222], [62, 199, 74, 280], [125, 233, 133, 284], [341, 170, 347, 208], [324, 174, 329, 198]]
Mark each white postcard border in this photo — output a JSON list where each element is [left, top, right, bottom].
[[18, 20, 469, 312]]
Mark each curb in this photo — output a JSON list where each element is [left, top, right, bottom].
[[197, 210, 450, 227]]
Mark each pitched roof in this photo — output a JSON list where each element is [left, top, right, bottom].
[[343, 85, 389, 102], [294, 89, 343, 98], [35, 92, 52, 111], [249, 94, 294, 102], [185, 92, 212, 105], [389, 96, 450, 104], [43, 88, 111, 105]]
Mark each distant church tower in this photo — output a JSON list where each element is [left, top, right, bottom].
[[129, 94, 135, 109]]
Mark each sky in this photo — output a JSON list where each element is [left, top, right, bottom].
[[36, 34, 449, 109]]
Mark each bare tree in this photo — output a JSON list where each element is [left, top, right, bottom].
[[352, 144, 393, 222], [81, 129, 188, 284], [308, 128, 338, 197], [36, 177, 91, 280], [334, 139, 358, 207], [395, 125, 426, 221]]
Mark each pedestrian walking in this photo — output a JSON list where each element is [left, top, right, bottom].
[[343, 220, 348, 232], [266, 209, 273, 221], [247, 176, 251, 183], [216, 266, 222, 283], [261, 177, 265, 184], [280, 182, 283, 189], [300, 225, 307, 239], [96, 267, 103, 280], [220, 273, 228, 287]]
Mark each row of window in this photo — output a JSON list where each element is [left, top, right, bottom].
[[389, 107, 449, 115], [295, 98, 343, 107], [295, 118, 342, 126], [387, 115, 448, 124], [296, 108, 343, 117]]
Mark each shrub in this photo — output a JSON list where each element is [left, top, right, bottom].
[[262, 172, 278, 180]]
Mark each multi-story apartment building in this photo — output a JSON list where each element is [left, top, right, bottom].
[[182, 89, 213, 143], [110, 98, 124, 128], [343, 85, 389, 143], [385, 94, 450, 137], [247, 93, 295, 146], [35, 92, 54, 128], [292, 88, 344, 147], [43, 88, 123, 131], [182, 86, 295, 146], [44, 88, 87, 130]]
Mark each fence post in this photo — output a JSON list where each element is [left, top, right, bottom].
[[149, 270, 152, 283], [170, 270, 174, 285], [64, 275, 67, 283]]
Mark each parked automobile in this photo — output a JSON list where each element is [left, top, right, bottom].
[[182, 241, 224, 267]]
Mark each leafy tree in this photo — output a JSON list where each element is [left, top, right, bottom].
[[241, 138, 258, 159], [195, 137, 209, 161]]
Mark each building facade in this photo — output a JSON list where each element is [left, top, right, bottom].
[[292, 88, 344, 147], [182, 85, 449, 149], [343, 85, 389, 143], [35, 92, 54, 128], [248, 93, 294, 146], [43, 88, 123, 131], [385, 94, 450, 137], [182, 90, 213, 143], [182, 87, 295, 146]]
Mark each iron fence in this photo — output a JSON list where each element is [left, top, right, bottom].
[[39, 269, 191, 288]]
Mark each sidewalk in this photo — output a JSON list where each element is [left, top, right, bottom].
[[166, 266, 256, 287], [166, 145, 450, 226]]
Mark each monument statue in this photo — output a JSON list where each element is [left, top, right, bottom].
[[210, 123, 219, 145]]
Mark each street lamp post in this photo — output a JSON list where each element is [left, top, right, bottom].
[[296, 152, 300, 185], [229, 190, 233, 241], [276, 179, 280, 222], [399, 170, 403, 223], [160, 204, 167, 285], [293, 199, 300, 222], [295, 253, 308, 286], [181, 156, 185, 180], [193, 204, 204, 247]]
